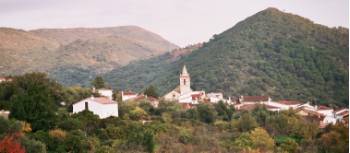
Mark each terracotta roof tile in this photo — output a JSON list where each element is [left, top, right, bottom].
[[242, 96, 269, 102], [278, 100, 302, 105], [93, 97, 116, 104]]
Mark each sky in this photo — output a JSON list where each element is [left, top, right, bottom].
[[0, 0, 348, 46]]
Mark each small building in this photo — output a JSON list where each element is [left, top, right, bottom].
[[207, 92, 224, 103], [263, 100, 303, 111], [97, 88, 113, 100], [121, 91, 139, 101], [335, 108, 349, 126], [73, 96, 118, 119], [163, 86, 181, 101], [0, 77, 12, 83], [0, 110, 10, 119], [239, 96, 271, 104], [316, 105, 334, 116], [133, 95, 160, 108]]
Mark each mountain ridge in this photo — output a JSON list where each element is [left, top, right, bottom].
[[0, 25, 178, 77], [104, 8, 349, 106]]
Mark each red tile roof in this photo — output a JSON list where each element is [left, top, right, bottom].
[[338, 111, 349, 117], [123, 91, 137, 96], [132, 95, 158, 102], [93, 97, 116, 104], [318, 105, 332, 110], [278, 100, 302, 105], [264, 104, 280, 109], [239, 104, 258, 111], [191, 93, 201, 100], [242, 96, 269, 102]]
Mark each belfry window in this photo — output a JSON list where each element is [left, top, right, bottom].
[[85, 102, 89, 110], [184, 79, 186, 85]]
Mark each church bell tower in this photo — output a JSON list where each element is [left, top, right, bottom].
[[179, 65, 192, 94]]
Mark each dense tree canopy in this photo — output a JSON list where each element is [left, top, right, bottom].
[[0, 73, 62, 131], [104, 8, 348, 106], [0, 73, 348, 153]]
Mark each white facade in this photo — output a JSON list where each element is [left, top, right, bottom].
[[163, 65, 205, 105], [316, 108, 334, 116], [121, 91, 138, 101], [264, 101, 301, 111], [179, 65, 192, 95], [207, 92, 224, 103], [73, 97, 118, 119], [163, 88, 181, 101], [97, 89, 113, 100]]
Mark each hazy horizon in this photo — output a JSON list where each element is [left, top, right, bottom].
[[0, 0, 348, 46]]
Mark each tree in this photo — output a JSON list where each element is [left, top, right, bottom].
[[214, 101, 234, 121], [236, 112, 258, 132], [317, 124, 349, 153], [249, 127, 275, 152], [197, 104, 216, 124], [129, 107, 149, 120], [21, 137, 47, 153], [5, 73, 62, 131], [143, 85, 159, 98], [91, 76, 105, 89]]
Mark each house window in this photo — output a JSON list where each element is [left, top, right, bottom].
[[183, 79, 186, 85], [85, 102, 89, 110]]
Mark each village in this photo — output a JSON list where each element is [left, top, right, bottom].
[[26, 65, 343, 129]]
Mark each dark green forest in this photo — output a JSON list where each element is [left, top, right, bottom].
[[104, 8, 349, 106], [0, 73, 348, 153]]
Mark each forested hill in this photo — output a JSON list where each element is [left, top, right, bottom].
[[104, 8, 349, 106]]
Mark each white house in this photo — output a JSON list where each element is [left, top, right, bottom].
[[0, 77, 12, 83], [207, 92, 224, 103], [73, 96, 118, 119], [97, 88, 113, 100], [316, 105, 334, 116], [0, 110, 10, 119], [264, 100, 303, 111], [121, 91, 139, 101], [163, 86, 181, 101]]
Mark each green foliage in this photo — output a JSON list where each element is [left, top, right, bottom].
[[0, 72, 348, 153], [91, 76, 106, 89], [179, 128, 193, 144], [0, 73, 62, 131], [214, 101, 234, 121], [62, 86, 92, 108], [235, 112, 258, 132], [72, 110, 101, 135], [275, 136, 300, 153], [21, 137, 47, 153], [104, 8, 349, 106], [249, 127, 275, 152], [129, 107, 149, 120], [143, 85, 159, 98], [196, 104, 217, 124], [0, 117, 22, 137], [317, 124, 349, 153]]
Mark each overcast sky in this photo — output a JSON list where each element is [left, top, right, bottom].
[[0, 0, 348, 46]]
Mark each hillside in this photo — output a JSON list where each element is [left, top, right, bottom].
[[0, 26, 178, 78], [104, 8, 349, 106]]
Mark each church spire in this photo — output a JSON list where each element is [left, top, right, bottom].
[[182, 65, 189, 76]]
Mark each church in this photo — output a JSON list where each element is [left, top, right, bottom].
[[163, 65, 205, 106]]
